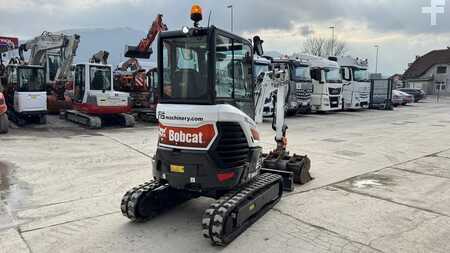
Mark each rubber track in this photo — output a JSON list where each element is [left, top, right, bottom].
[[201, 173, 282, 246], [120, 180, 162, 221]]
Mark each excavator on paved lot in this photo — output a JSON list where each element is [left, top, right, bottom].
[[19, 31, 80, 113], [0, 36, 48, 126], [114, 14, 167, 122], [121, 5, 311, 246], [114, 59, 158, 122], [0, 92, 8, 133], [61, 51, 135, 128], [0, 37, 13, 132]]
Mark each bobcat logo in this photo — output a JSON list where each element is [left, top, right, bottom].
[[158, 111, 165, 120]]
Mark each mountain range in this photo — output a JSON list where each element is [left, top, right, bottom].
[[60, 27, 282, 67], [60, 27, 150, 67]]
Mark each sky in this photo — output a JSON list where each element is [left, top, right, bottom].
[[1, 0, 450, 75]]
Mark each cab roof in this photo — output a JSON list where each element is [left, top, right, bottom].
[[336, 56, 368, 69], [298, 54, 339, 69], [159, 25, 252, 48]]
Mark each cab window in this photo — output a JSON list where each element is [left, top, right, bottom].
[[215, 35, 253, 100]]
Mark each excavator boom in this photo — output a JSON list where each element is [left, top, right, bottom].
[[124, 14, 167, 59]]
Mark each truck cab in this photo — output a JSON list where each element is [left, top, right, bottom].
[[3, 64, 47, 124], [306, 55, 343, 112], [272, 58, 313, 115], [337, 56, 370, 109]]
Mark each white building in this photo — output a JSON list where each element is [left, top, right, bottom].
[[403, 48, 450, 95]]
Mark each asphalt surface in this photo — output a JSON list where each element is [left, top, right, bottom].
[[1, 98, 449, 253]]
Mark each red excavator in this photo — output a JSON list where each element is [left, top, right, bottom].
[[114, 14, 167, 121], [0, 92, 8, 133], [114, 59, 157, 121], [124, 14, 167, 58]]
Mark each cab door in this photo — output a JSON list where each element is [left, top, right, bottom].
[[73, 65, 85, 103]]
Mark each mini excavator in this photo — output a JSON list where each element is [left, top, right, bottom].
[[121, 5, 312, 246]]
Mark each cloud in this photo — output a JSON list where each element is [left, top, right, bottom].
[[1, 0, 449, 75]]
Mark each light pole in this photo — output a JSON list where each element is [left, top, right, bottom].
[[227, 5, 233, 32], [329, 26, 335, 56], [374, 45, 380, 74]]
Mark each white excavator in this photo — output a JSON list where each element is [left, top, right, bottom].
[[121, 5, 311, 247], [61, 51, 135, 129], [19, 31, 80, 113], [0, 35, 47, 126]]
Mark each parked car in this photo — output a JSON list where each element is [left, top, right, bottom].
[[398, 88, 426, 102], [392, 90, 413, 106]]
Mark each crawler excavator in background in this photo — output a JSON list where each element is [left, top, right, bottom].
[[114, 14, 167, 122], [0, 36, 48, 126], [19, 31, 80, 113], [0, 92, 8, 133], [61, 51, 135, 129], [114, 59, 158, 122], [0, 37, 10, 132], [121, 5, 311, 246]]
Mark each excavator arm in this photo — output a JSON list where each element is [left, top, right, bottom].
[[19, 31, 80, 83], [90, 50, 110, 65], [124, 14, 167, 59]]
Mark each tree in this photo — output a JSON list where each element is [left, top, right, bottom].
[[302, 36, 347, 57]]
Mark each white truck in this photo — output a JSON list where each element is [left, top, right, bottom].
[[305, 55, 343, 112], [336, 56, 370, 110], [272, 58, 313, 115]]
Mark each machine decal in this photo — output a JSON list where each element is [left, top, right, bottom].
[[159, 123, 217, 149], [158, 111, 204, 123]]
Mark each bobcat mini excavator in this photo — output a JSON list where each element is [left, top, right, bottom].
[[61, 53, 135, 129], [121, 5, 311, 246]]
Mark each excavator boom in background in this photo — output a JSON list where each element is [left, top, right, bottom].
[[124, 14, 167, 59], [0, 35, 48, 126], [19, 31, 80, 113], [115, 14, 166, 121]]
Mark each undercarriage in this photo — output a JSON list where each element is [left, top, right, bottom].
[[121, 173, 284, 246], [62, 110, 135, 129], [121, 136, 312, 246], [7, 110, 47, 126], [0, 113, 8, 133]]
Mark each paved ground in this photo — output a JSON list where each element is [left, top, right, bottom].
[[1, 98, 449, 253]]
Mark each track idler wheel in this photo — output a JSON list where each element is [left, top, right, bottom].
[[118, 113, 136, 128], [121, 180, 192, 222], [0, 114, 9, 134]]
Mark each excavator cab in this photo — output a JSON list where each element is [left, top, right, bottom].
[[64, 63, 135, 129], [157, 26, 255, 118], [72, 63, 126, 113], [3, 65, 47, 125]]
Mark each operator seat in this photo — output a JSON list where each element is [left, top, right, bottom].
[[92, 71, 105, 90], [173, 69, 207, 99]]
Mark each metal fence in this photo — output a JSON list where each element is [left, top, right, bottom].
[[370, 79, 393, 110]]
